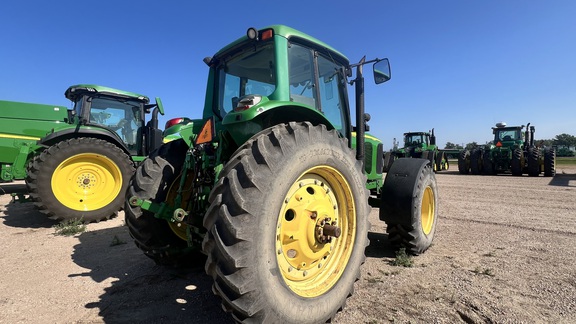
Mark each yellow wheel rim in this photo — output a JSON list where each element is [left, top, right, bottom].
[[276, 166, 355, 298], [51, 153, 122, 211], [166, 174, 191, 241], [421, 186, 435, 235]]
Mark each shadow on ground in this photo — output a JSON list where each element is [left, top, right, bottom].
[[548, 173, 576, 187], [67, 226, 397, 322], [70, 226, 234, 323], [0, 197, 58, 229], [366, 231, 397, 259]]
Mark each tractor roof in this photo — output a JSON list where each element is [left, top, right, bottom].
[[403, 132, 429, 136], [212, 25, 349, 66], [65, 84, 150, 104]]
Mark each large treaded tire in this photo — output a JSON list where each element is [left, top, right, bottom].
[[511, 148, 523, 176], [527, 148, 541, 177], [482, 150, 495, 175], [425, 151, 437, 172], [458, 150, 470, 174], [202, 122, 370, 323], [26, 137, 134, 222], [544, 147, 556, 177], [380, 158, 438, 255], [435, 151, 446, 171], [470, 149, 483, 175], [124, 139, 197, 266], [383, 151, 394, 173]]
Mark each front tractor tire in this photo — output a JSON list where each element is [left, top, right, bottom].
[[380, 158, 438, 254], [124, 139, 194, 266], [26, 137, 134, 222], [470, 149, 483, 175], [458, 150, 470, 174], [544, 147, 556, 177], [202, 122, 370, 323]]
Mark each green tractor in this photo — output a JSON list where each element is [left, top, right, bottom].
[[458, 122, 556, 176], [0, 84, 165, 222], [383, 128, 449, 172], [125, 25, 438, 323]]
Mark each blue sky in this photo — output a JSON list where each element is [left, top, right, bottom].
[[1, 1, 574, 149]]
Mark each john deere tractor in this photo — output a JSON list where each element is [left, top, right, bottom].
[[458, 122, 555, 176], [0, 85, 164, 222], [383, 128, 448, 173], [125, 26, 439, 323]]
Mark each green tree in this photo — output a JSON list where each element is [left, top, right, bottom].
[[536, 139, 554, 147], [465, 142, 478, 150], [553, 133, 576, 148]]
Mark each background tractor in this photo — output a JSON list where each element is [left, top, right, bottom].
[[458, 122, 556, 176], [383, 128, 449, 172], [125, 25, 439, 323], [0, 84, 164, 222]]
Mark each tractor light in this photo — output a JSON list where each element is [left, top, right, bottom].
[[233, 95, 262, 112], [247, 27, 258, 40], [260, 29, 273, 40], [496, 141, 502, 147], [165, 117, 190, 130], [246, 28, 273, 41]]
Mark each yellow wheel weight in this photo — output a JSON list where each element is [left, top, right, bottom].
[[51, 153, 122, 211], [276, 166, 356, 298]]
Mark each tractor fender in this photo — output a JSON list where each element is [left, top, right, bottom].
[[38, 127, 131, 156], [379, 158, 432, 227]]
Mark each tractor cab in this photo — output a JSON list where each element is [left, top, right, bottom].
[[404, 132, 429, 148], [203, 25, 389, 154], [492, 122, 525, 149], [65, 84, 164, 156]]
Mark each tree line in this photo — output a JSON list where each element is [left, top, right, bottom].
[[444, 133, 576, 156]]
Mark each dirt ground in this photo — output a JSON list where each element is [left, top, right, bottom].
[[1, 165, 575, 324]]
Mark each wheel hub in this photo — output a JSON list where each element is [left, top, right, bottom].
[[80, 175, 94, 187], [315, 217, 341, 244]]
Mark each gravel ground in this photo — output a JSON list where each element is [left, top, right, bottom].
[[1, 164, 575, 323]]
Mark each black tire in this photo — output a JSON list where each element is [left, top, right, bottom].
[[383, 151, 394, 173], [527, 147, 541, 177], [435, 151, 445, 171], [379, 158, 438, 255], [425, 151, 436, 172], [202, 122, 370, 323], [124, 139, 199, 266], [511, 148, 523, 176], [458, 150, 470, 174], [482, 150, 495, 175], [544, 147, 556, 177], [470, 149, 483, 175], [26, 137, 134, 222]]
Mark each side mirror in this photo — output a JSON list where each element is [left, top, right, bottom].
[[373, 59, 391, 84]]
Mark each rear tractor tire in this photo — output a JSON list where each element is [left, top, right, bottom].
[[527, 148, 541, 177], [383, 151, 395, 173], [458, 150, 470, 174], [435, 151, 447, 171], [202, 122, 370, 323], [124, 139, 200, 266], [482, 150, 495, 175], [511, 148, 523, 176], [470, 149, 483, 175], [380, 158, 438, 255], [26, 137, 134, 222], [544, 147, 556, 177]]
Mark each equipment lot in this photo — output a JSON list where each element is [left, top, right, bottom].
[[1, 166, 575, 323]]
